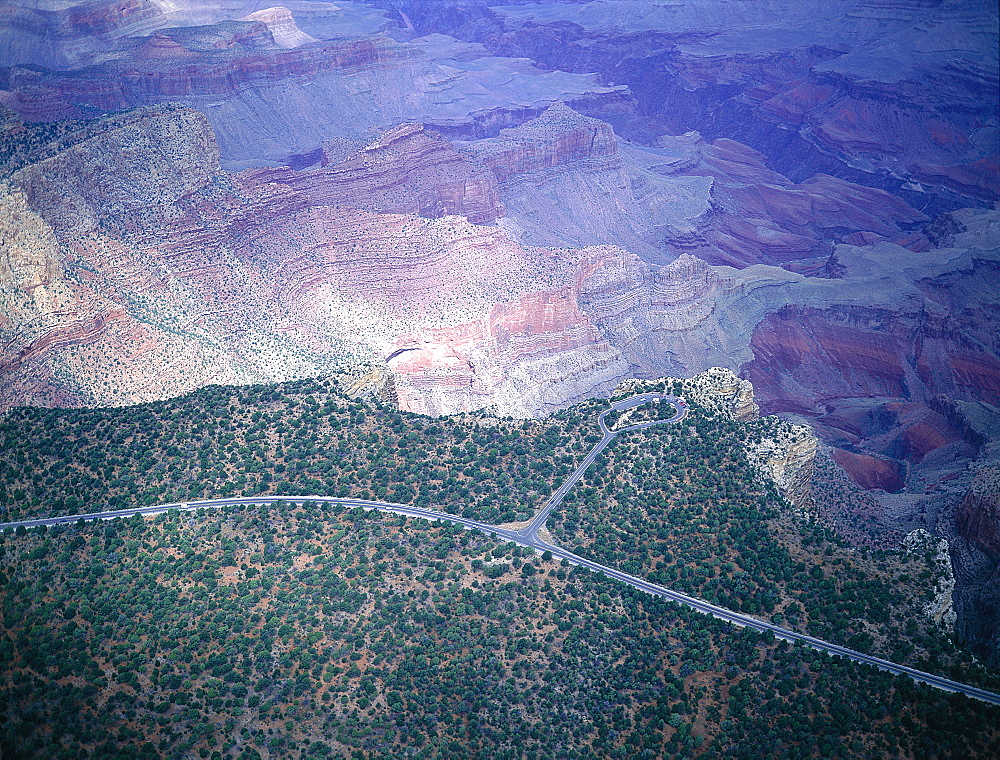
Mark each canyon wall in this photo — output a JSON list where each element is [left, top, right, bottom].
[[244, 123, 503, 224], [950, 457, 1000, 666]]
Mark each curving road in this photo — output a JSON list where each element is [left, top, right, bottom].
[[515, 393, 687, 543], [3, 393, 999, 707]]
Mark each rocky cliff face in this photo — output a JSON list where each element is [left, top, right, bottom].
[[244, 123, 503, 224], [685, 368, 817, 510], [457, 102, 617, 183], [621, 368, 817, 509], [444, 0, 999, 209], [677, 367, 759, 422], [388, 283, 629, 418], [0, 104, 636, 415], [0, 8, 626, 167], [2, 0, 997, 671], [241, 7, 318, 49], [745, 426, 818, 512], [950, 457, 1000, 666]]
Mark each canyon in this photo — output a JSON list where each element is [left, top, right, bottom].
[[0, 0, 998, 661]]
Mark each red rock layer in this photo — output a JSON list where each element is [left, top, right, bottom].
[[679, 138, 928, 267], [387, 284, 626, 416], [829, 448, 905, 493], [243, 124, 503, 224], [956, 465, 1000, 559], [745, 302, 998, 489], [64, 0, 163, 37], [460, 102, 617, 183], [2, 36, 413, 117], [746, 304, 1000, 412]]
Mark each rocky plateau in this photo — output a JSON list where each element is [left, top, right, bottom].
[[0, 0, 998, 659]]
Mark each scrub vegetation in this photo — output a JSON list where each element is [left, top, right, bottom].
[[2, 504, 998, 760], [1, 377, 998, 757], [0, 377, 602, 526]]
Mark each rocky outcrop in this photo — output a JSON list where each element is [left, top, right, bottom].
[[673, 367, 817, 509], [903, 528, 956, 631], [457, 102, 617, 182], [241, 7, 317, 50], [10, 105, 224, 236], [678, 366, 759, 421], [388, 282, 629, 418], [0, 10, 625, 166], [950, 456, 1000, 666], [342, 367, 398, 405], [745, 424, 818, 511]]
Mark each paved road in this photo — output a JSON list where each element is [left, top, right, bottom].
[[3, 393, 999, 707], [516, 394, 687, 543]]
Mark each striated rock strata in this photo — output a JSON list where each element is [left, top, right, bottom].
[[0, 105, 629, 415], [463, 0, 999, 206], [243, 123, 503, 224], [456, 102, 617, 183], [461, 108, 927, 269], [388, 282, 629, 418], [0, 9, 627, 168]]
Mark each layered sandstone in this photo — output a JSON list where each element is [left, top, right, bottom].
[[0, 10, 626, 167], [387, 279, 629, 418], [241, 7, 317, 50], [457, 102, 617, 183], [478, 0, 999, 205], [745, 425, 818, 511], [473, 112, 928, 268], [0, 105, 632, 415], [243, 123, 503, 224]]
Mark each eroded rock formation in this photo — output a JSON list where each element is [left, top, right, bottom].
[[903, 528, 956, 631], [244, 123, 503, 224], [950, 457, 1000, 665], [650, 367, 818, 510], [0, 105, 629, 415], [1, 0, 998, 671]]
